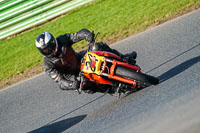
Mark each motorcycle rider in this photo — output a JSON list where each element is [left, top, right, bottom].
[[35, 29, 137, 93]]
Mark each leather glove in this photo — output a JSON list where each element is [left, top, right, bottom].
[[88, 31, 95, 44], [58, 74, 81, 90]]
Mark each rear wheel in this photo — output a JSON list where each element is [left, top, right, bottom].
[[115, 66, 159, 85]]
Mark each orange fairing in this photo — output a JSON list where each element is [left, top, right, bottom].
[[93, 51, 121, 58], [80, 52, 113, 85], [81, 51, 141, 88], [83, 73, 113, 84]]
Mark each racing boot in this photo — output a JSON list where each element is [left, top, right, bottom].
[[123, 51, 137, 65]]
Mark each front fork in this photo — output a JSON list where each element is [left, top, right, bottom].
[[101, 58, 141, 88]]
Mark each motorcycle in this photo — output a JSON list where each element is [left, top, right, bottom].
[[77, 33, 159, 98]]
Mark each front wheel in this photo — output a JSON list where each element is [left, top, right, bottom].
[[115, 66, 159, 85]]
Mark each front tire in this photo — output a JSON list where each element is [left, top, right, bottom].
[[115, 66, 159, 85]]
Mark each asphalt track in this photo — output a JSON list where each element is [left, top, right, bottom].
[[0, 9, 200, 133]]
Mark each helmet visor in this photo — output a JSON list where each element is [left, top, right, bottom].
[[41, 47, 52, 55]]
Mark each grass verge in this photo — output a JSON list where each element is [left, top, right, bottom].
[[0, 0, 200, 89]]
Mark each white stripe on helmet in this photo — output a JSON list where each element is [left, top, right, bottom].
[[35, 32, 51, 48], [35, 38, 42, 48], [44, 32, 51, 44]]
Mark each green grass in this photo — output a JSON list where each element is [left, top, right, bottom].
[[0, 0, 200, 83]]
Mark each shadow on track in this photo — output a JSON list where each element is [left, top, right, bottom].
[[29, 94, 105, 133], [158, 56, 200, 83], [28, 115, 86, 133], [145, 43, 200, 83], [46, 94, 105, 125], [125, 43, 200, 97], [146, 43, 200, 74]]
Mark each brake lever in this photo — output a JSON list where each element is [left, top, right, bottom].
[[88, 31, 100, 51], [94, 32, 99, 40]]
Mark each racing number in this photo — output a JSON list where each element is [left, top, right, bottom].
[[86, 54, 98, 72]]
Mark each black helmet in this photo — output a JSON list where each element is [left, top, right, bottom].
[[35, 32, 57, 57]]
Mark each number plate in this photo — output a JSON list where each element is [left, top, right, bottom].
[[82, 52, 105, 75]]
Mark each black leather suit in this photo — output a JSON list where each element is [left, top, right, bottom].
[[43, 29, 125, 92]]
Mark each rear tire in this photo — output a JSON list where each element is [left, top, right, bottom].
[[115, 66, 159, 85]]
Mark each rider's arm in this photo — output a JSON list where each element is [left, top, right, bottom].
[[70, 29, 94, 44], [56, 29, 94, 47], [43, 57, 80, 90]]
